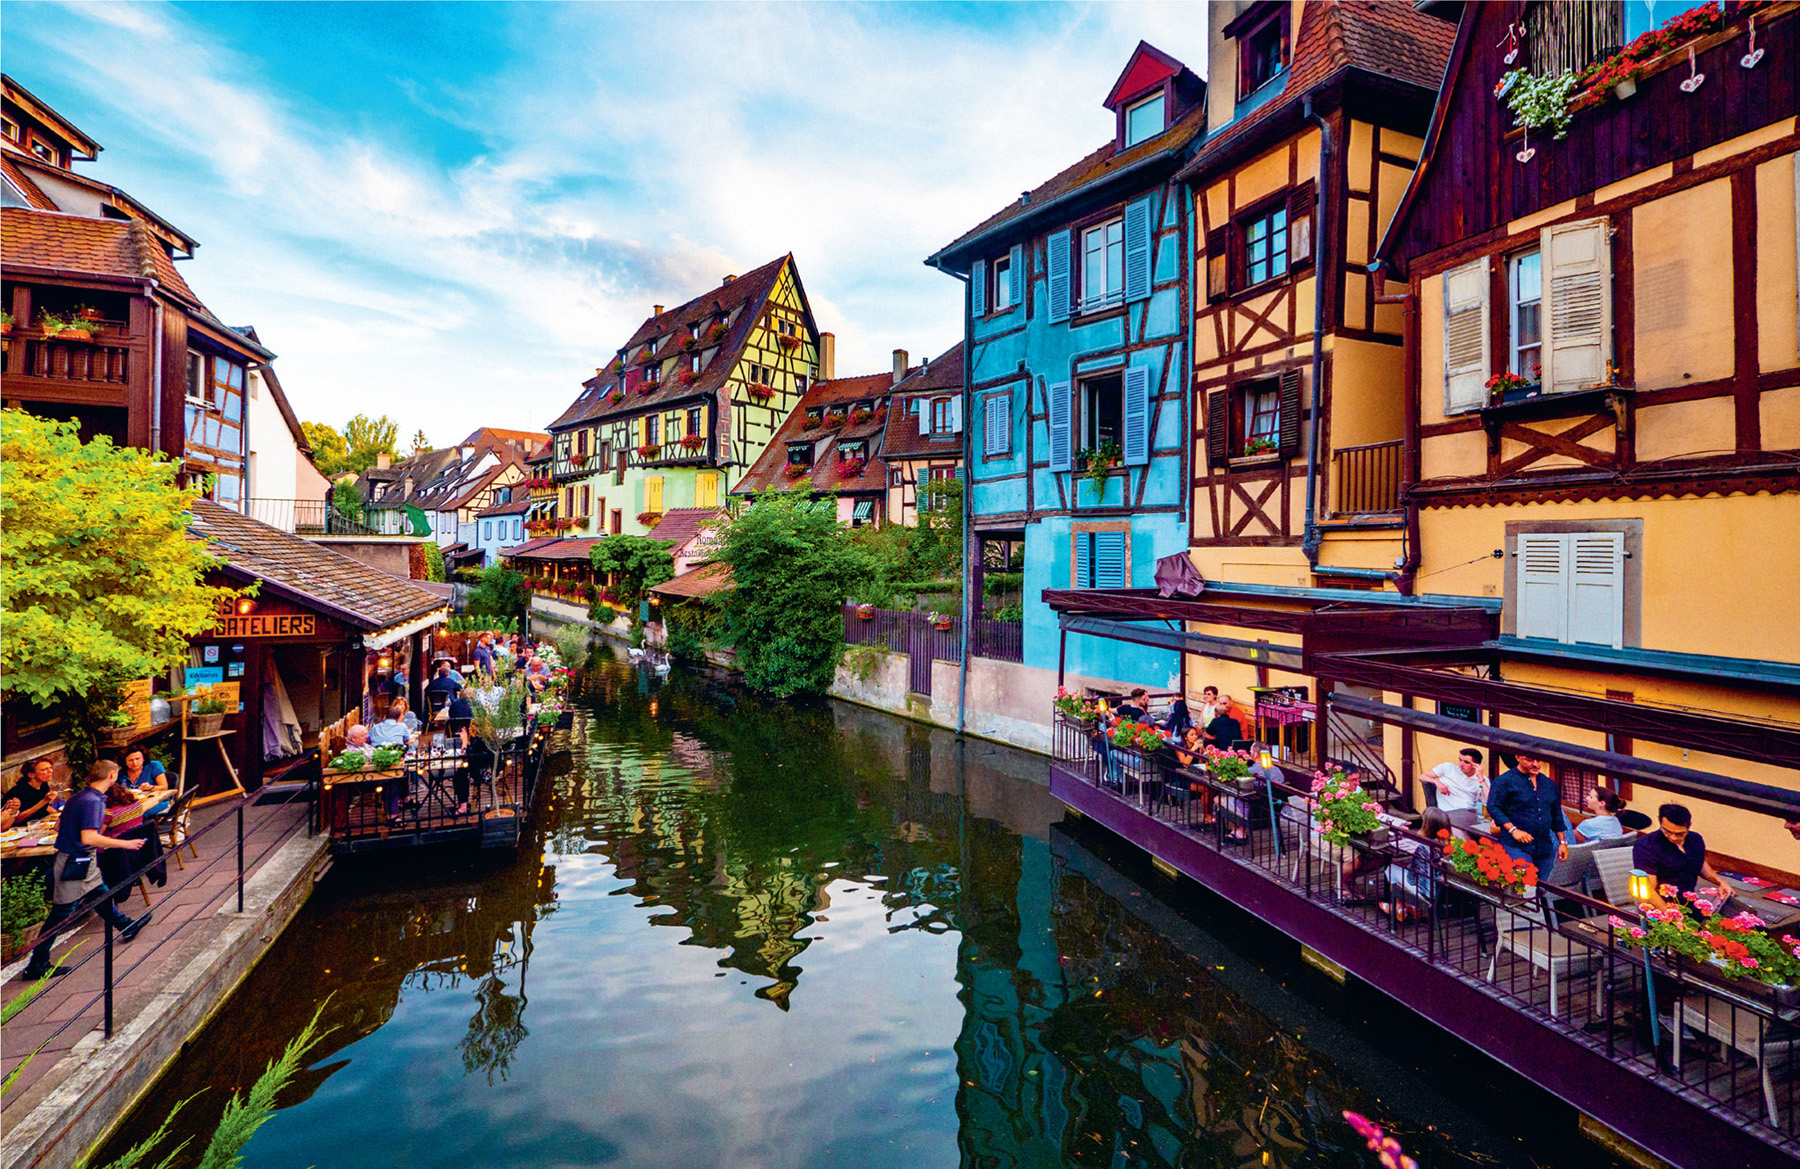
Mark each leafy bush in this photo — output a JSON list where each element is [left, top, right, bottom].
[[589, 534, 675, 610], [464, 565, 529, 625], [553, 624, 589, 669], [1, 872, 49, 931]]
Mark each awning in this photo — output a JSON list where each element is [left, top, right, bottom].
[[363, 607, 451, 652]]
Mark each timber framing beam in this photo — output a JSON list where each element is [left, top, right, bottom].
[[1316, 650, 1800, 771], [1329, 693, 1800, 820]]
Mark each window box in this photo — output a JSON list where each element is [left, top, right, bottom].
[[679, 434, 706, 451], [1491, 382, 1543, 407], [636, 443, 659, 459], [777, 333, 802, 350], [1229, 452, 1281, 470], [745, 383, 775, 402]]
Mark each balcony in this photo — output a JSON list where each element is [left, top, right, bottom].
[[245, 498, 380, 536], [1332, 439, 1402, 515], [1, 325, 140, 405]]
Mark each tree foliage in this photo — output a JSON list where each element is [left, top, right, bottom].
[[589, 534, 675, 610], [716, 490, 868, 697], [410, 429, 433, 455], [301, 414, 401, 477], [300, 421, 347, 474], [1, 410, 238, 707], [464, 564, 529, 624], [329, 480, 364, 525], [846, 475, 963, 608]]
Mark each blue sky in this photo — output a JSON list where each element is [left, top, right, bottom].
[[5, 1, 1208, 444]]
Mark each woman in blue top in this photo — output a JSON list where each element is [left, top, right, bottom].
[[119, 746, 168, 794], [1574, 787, 1628, 842]]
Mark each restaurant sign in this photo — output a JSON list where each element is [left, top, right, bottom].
[[210, 599, 317, 639]]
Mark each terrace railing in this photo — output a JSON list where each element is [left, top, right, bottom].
[[1049, 711, 1800, 1153], [840, 605, 1024, 665], [1332, 439, 1402, 515], [246, 498, 380, 536]]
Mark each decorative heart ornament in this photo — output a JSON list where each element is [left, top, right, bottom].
[[1680, 72, 1706, 92], [1741, 48, 1763, 68], [1516, 146, 1536, 163], [1504, 47, 1519, 65]]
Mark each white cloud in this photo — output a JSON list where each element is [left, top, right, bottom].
[[10, 1, 1206, 443]]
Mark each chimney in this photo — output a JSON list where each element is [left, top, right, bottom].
[[722, 274, 736, 285], [892, 348, 909, 386], [653, 304, 664, 317], [376, 452, 391, 470], [595, 367, 605, 381], [1020, 190, 1031, 207], [819, 331, 836, 381]]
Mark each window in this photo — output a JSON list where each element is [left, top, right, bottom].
[[28, 136, 58, 166], [787, 442, 814, 466], [1072, 527, 1129, 589], [1239, 10, 1287, 98], [838, 439, 866, 461], [513, 520, 522, 541], [1512, 529, 1631, 649], [690, 354, 701, 374], [851, 499, 874, 526], [482, 521, 491, 541], [983, 390, 1011, 457], [1081, 218, 1124, 311], [611, 510, 623, 534], [579, 485, 590, 517], [0, 117, 17, 142], [186, 351, 207, 403], [1242, 204, 1288, 287], [1241, 379, 1281, 452], [795, 374, 809, 394], [686, 406, 703, 438], [1124, 93, 1165, 147], [921, 465, 959, 512], [778, 318, 797, 337], [1082, 374, 1123, 451], [1509, 249, 1543, 382], [929, 397, 955, 437], [644, 415, 660, 446], [992, 254, 1013, 311]]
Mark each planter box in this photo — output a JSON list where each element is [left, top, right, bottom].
[[98, 725, 137, 748], [1, 921, 44, 964], [1444, 872, 1538, 908], [1666, 954, 1800, 1013], [188, 712, 226, 737]]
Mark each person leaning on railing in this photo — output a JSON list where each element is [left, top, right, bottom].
[[20, 761, 152, 981]]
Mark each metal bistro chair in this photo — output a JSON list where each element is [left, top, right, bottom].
[[158, 789, 200, 869], [1671, 992, 1798, 1127], [1486, 888, 1596, 1018]]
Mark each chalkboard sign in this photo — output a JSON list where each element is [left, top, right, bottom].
[[1438, 701, 1481, 723]]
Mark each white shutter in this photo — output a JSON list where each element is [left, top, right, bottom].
[[1568, 532, 1625, 648], [948, 395, 964, 434], [1516, 534, 1569, 642], [1540, 216, 1612, 394], [1443, 258, 1490, 414]]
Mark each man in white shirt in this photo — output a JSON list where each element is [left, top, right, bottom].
[[1426, 748, 1489, 812]]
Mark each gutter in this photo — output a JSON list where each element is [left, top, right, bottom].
[[1300, 95, 1331, 570]]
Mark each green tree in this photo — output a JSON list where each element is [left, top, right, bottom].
[[343, 413, 401, 473], [410, 429, 433, 455], [715, 490, 868, 697], [1, 409, 238, 708], [300, 421, 348, 475], [589, 534, 675, 611], [330, 480, 365, 525], [464, 564, 529, 625]]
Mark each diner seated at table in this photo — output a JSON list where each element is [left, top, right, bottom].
[[524, 657, 552, 693], [368, 700, 416, 747], [5, 756, 58, 824], [2, 798, 19, 831], [1162, 699, 1193, 736], [1115, 688, 1149, 721], [1379, 808, 1453, 923], [1631, 803, 1731, 910], [1573, 787, 1629, 842], [1203, 699, 1243, 753], [1423, 748, 1488, 813], [118, 747, 169, 795]]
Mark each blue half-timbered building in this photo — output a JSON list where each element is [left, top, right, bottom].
[[928, 42, 1206, 690]]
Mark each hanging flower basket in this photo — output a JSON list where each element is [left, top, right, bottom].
[[929, 611, 955, 631], [855, 603, 876, 620], [777, 333, 802, 350]]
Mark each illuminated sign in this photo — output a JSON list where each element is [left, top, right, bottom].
[[210, 612, 316, 638]]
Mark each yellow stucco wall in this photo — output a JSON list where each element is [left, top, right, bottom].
[[1756, 151, 1800, 373], [1634, 179, 1735, 391]]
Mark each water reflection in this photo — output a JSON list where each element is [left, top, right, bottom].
[[100, 648, 1604, 1169]]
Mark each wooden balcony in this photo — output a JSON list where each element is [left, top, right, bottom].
[[1332, 439, 1402, 515], [1, 326, 141, 406]]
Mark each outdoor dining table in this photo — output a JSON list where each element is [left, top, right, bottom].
[[1, 787, 172, 861], [1720, 874, 1800, 933]]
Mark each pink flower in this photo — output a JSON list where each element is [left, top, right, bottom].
[[1730, 912, 1763, 930], [1743, 957, 1760, 969], [1361, 801, 1382, 812], [1659, 883, 1678, 899], [1607, 915, 1629, 929], [1630, 927, 1647, 939], [1682, 890, 1699, 901], [1342, 1112, 1382, 1141], [1695, 899, 1716, 915]]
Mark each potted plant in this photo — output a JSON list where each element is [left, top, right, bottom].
[[746, 383, 774, 402], [189, 696, 228, 738], [681, 334, 699, 352], [1485, 369, 1539, 406], [850, 406, 873, 425], [98, 709, 136, 747], [1, 311, 13, 337], [784, 463, 811, 479], [706, 322, 727, 343], [855, 602, 876, 620], [1, 873, 50, 963], [637, 381, 658, 396], [676, 368, 698, 387], [607, 389, 626, 406], [803, 411, 823, 431], [836, 456, 866, 478], [1074, 440, 1122, 499], [1497, 68, 1577, 139], [928, 610, 956, 631], [1205, 746, 1260, 793], [74, 304, 105, 322], [637, 442, 660, 459], [1241, 436, 1277, 458], [637, 511, 661, 527], [1310, 767, 1387, 846], [822, 411, 846, 430], [777, 332, 802, 350], [679, 434, 706, 451], [1052, 687, 1104, 728], [1443, 834, 1537, 897]]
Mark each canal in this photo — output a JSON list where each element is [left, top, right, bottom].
[[100, 649, 1623, 1168]]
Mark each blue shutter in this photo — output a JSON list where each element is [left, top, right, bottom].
[[1123, 197, 1152, 301], [1122, 365, 1151, 466], [1047, 230, 1071, 324], [969, 258, 986, 318], [1094, 532, 1127, 589], [1008, 244, 1024, 307], [984, 392, 1009, 457], [1075, 531, 1093, 589], [1047, 381, 1072, 471]]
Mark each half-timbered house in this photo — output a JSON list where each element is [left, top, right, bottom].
[[926, 41, 1206, 690], [732, 357, 904, 527], [544, 255, 824, 540], [1375, 0, 1800, 865], [880, 343, 965, 528]]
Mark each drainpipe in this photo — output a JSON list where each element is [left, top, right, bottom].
[[926, 257, 974, 735], [1300, 96, 1331, 570], [1370, 259, 1422, 596], [148, 281, 164, 457]]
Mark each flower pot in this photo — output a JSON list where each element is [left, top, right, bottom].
[[1, 922, 44, 964], [188, 712, 226, 737], [1, 323, 12, 337], [931, 619, 954, 631], [58, 328, 95, 342], [98, 725, 136, 747], [856, 608, 875, 620], [1613, 79, 1637, 100]]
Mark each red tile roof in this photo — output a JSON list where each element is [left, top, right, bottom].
[[0, 154, 56, 210], [1186, 1, 1454, 177], [1, 206, 204, 310], [478, 498, 532, 518], [731, 370, 902, 496], [502, 537, 602, 562], [645, 507, 721, 555], [880, 343, 964, 460], [652, 562, 733, 599], [188, 500, 443, 632]]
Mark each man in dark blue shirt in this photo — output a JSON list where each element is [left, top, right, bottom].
[[1632, 803, 1730, 911], [21, 761, 152, 980], [1485, 753, 1570, 877]]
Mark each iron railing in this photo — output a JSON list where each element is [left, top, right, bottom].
[[1050, 712, 1800, 1151], [1332, 439, 1403, 515], [840, 605, 1024, 664], [245, 497, 379, 536]]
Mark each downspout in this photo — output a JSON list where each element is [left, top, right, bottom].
[[924, 255, 973, 735], [148, 282, 164, 457], [1370, 259, 1423, 596], [1300, 97, 1331, 569]]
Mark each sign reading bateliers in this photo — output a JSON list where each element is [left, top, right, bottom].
[[210, 603, 316, 639]]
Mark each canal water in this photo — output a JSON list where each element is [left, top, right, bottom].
[[101, 649, 1620, 1169]]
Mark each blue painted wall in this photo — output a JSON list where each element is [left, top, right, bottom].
[[962, 176, 1189, 688]]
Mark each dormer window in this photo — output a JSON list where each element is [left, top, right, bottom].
[[1124, 92, 1165, 147], [1237, 5, 1288, 99], [787, 442, 814, 467]]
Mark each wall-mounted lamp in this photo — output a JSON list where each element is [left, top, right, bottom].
[[378, 654, 393, 671], [236, 597, 258, 615]]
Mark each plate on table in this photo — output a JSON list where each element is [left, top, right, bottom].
[[0, 828, 28, 844]]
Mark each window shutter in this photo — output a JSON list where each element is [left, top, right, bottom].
[[1047, 230, 1072, 324], [1540, 216, 1611, 395], [1205, 388, 1232, 466], [984, 392, 1010, 457], [1124, 197, 1153, 301], [1277, 368, 1303, 456], [1287, 181, 1316, 266], [1008, 244, 1024, 307], [1442, 257, 1490, 414], [1093, 531, 1127, 589], [1206, 226, 1232, 302], [1122, 365, 1152, 465], [1568, 532, 1624, 648], [1048, 381, 1073, 471], [1516, 534, 1569, 642], [970, 258, 986, 319], [646, 477, 663, 514], [1075, 531, 1093, 588], [948, 395, 964, 433]]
